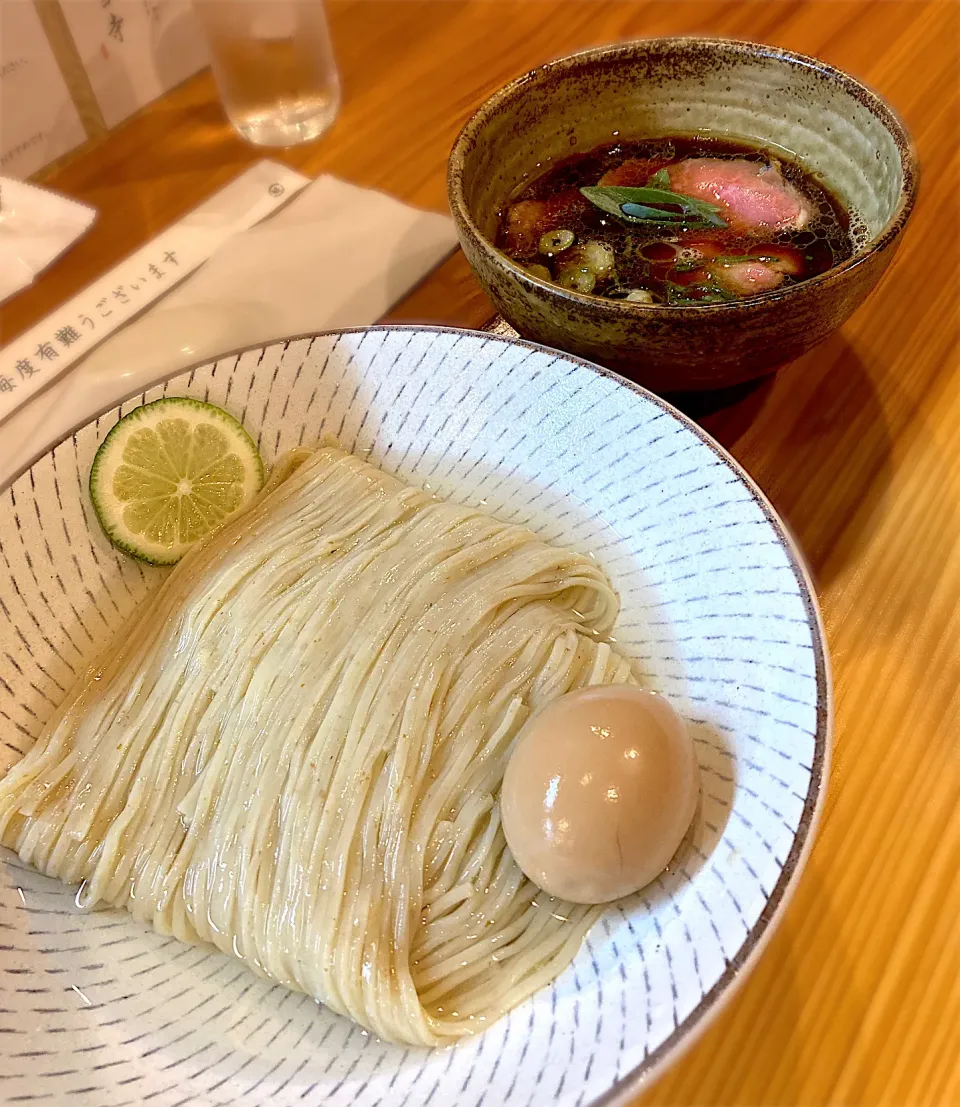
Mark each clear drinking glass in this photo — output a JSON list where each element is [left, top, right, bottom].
[[193, 0, 341, 147]]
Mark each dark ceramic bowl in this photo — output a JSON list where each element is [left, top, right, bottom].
[[448, 38, 918, 392]]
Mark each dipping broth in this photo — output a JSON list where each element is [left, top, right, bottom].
[[496, 135, 856, 305]]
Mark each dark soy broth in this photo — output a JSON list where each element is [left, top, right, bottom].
[[496, 135, 856, 306]]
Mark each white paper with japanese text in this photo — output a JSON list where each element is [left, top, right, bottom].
[[0, 2, 87, 179], [59, 0, 209, 128]]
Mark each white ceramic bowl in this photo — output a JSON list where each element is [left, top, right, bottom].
[[0, 326, 830, 1105]]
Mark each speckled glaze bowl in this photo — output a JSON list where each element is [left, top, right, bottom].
[[448, 38, 918, 392]]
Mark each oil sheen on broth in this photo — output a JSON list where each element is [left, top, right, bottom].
[[496, 135, 855, 305]]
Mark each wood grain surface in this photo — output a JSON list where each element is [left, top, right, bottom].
[[2, 2, 958, 1105]]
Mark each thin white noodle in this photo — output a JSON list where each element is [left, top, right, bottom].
[[0, 443, 637, 1045]]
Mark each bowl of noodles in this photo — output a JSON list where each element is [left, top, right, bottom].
[[0, 326, 830, 1105]]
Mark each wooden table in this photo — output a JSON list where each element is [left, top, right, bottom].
[[2, 2, 958, 1104]]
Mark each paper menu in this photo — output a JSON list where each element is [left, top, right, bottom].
[[59, 0, 209, 129], [0, 2, 88, 179]]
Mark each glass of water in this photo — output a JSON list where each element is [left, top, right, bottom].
[[193, 0, 341, 147]]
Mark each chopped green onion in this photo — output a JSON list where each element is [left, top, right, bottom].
[[524, 263, 553, 282], [556, 267, 596, 294], [666, 281, 736, 306], [577, 240, 615, 277], [538, 228, 575, 255]]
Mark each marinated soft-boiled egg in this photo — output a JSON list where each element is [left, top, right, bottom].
[[501, 686, 698, 904]]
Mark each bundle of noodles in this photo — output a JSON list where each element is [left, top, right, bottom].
[[0, 443, 636, 1045]]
